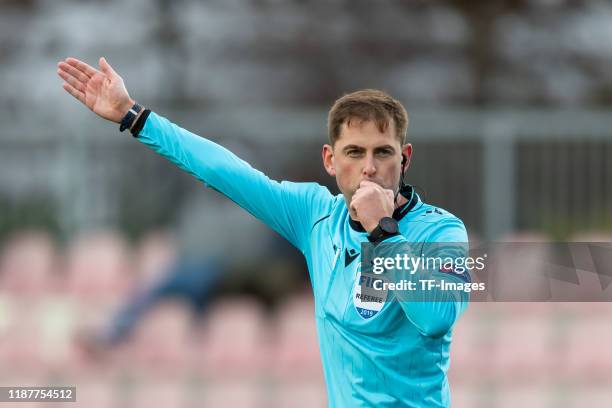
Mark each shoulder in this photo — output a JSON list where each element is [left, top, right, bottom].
[[279, 181, 335, 205], [278, 181, 339, 218], [406, 202, 468, 242], [290, 181, 333, 195]]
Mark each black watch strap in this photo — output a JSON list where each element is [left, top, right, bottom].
[[367, 217, 400, 244], [130, 109, 151, 137], [119, 103, 143, 132]]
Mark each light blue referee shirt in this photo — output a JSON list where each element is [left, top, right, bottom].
[[136, 112, 470, 407]]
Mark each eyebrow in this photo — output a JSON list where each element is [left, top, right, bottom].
[[342, 144, 396, 153]]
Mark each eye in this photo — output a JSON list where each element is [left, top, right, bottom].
[[376, 149, 393, 157], [346, 150, 363, 158]]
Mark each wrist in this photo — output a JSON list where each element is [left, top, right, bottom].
[[119, 101, 143, 132], [129, 108, 144, 131], [363, 212, 393, 233], [367, 217, 399, 243], [363, 220, 377, 234], [118, 98, 136, 120], [129, 108, 152, 137]]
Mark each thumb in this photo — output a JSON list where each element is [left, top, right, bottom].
[[99, 57, 117, 77]]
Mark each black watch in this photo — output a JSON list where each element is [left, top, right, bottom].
[[367, 217, 400, 243], [119, 103, 143, 132]]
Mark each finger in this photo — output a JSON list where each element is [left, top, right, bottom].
[[63, 82, 85, 104], [98, 57, 117, 77], [57, 68, 86, 90], [360, 180, 385, 192], [385, 190, 394, 201], [58, 61, 90, 83], [355, 185, 376, 197], [352, 187, 371, 203], [57, 69, 86, 93], [65, 57, 97, 78]]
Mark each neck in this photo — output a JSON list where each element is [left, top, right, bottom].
[[394, 192, 408, 208]]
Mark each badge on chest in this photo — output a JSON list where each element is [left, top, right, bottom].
[[353, 264, 388, 320]]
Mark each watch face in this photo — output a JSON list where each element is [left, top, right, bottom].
[[380, 217, 399, 234]]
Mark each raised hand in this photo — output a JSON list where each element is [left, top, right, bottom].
[[57, 57, 134, 123]]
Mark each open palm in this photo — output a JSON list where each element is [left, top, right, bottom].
[[57, 57, 133, 123]]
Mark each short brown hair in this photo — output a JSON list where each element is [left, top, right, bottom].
[[327, 89, 409, 146]]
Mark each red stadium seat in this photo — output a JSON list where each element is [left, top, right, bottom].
[[492, 314, 556, 382], [64, 230, 131, 306], [200, 380, 262, 408], [125, 301, 192, 379], [132, 231, 177, 283], [495, 385, 553, 408], [271, 294, 322, 380], [0, 310, 44, 376], [449, 302, 498, 383], [0, 231, 57, 299], [561, 316, 612, 382], [194, 298, 269, 379], [131, 381, 188, 408]]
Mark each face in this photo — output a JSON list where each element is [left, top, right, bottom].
[[322, 119, 412, 205]]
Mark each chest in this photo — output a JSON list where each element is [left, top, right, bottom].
[[308, 219, 420, 336]]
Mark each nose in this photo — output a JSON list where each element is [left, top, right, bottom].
[[362, 154, 376, 178]]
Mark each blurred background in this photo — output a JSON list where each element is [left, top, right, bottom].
[[1, 0, 612, 406]]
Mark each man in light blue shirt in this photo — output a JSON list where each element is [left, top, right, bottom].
[[58, 56, 470, 407]]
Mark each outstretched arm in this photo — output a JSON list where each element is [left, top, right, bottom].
[[57, 57, 334, 253]]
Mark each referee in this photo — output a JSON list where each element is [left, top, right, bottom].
[[58, 57, 470, 408]]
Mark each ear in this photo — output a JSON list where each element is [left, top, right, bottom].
[[322, 144, 336, 176], [401, 143, 413, 170]]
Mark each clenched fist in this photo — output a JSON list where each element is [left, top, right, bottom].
[[349, 180, 395, 233]]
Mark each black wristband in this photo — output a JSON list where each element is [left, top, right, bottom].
[[367, 217, 400, 244], [119, 103, 143, 132], [130, 109, 151, 137], [367, 230, 400, 244]]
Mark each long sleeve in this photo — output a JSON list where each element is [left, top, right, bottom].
[[135, 112, 333, 253], [374, 217, 470, 338]]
